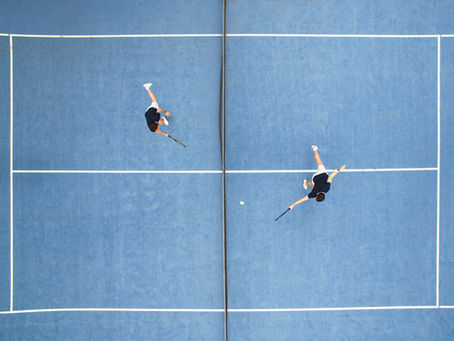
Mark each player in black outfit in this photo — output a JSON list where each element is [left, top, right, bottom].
[[289, 145, 346, 210], [143, 83, 171, 137]]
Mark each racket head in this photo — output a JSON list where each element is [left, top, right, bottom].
[[176, 140, 186, 148], [168, 135, 186, 148]]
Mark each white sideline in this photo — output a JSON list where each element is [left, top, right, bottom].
[[0, 308, 224, 314], [2, 33, 454, 39], [12, 34, 222, 38], [229, 305, 437, 312], [0, 305, 446, 315], [228, 34, 439, 38], [7, 33, 447, 39]]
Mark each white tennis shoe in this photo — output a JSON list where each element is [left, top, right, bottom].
[[143, 83, 152, 89], [303, 179, 308, 190], [311, 145, 318, 151], [162, 116, 169, 126]]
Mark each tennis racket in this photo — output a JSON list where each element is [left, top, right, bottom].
[[168, 134, 186, 148], [275, 207, 291, 221]]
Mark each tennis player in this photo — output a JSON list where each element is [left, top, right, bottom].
[[143, 83, 171, 137], [289, 145, 346, 209]]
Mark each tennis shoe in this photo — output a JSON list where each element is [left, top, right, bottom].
[[162, 116, 169, 126], [311, 145, 318, 151], [303, 179, 308, 190], [143, 83, 152, 88]]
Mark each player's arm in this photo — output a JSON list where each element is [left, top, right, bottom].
[[327, 165, 346, 183], [154, 126, 168, 137], [155, 130, 168, 137], [157, 108, 171, 116], [289, 195, 309, 209]]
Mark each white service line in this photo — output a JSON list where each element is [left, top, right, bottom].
[[11, 34, 222, 38], [12, 168, 436, 174], [436, 35, 441, 308], [9, 34, 14, 312], [0, 308, 224, 315], [13, 170, 222, 174], [226, 168, 437, 174]]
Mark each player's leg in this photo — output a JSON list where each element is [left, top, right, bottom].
[[312, 145, 323, 166], [303, 178, 314, 190], [146, 89, 158, 103], [159, 117, 169, 126], [143, 83, 158, 103]]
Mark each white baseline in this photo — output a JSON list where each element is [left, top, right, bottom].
[[9, 34, 14, 312], [436, 36, 441, 307]]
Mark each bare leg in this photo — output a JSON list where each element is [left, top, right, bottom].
[[313, 149, 323, 166], [146, 88, 158, 103]]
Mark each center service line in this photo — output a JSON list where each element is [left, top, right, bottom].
[[13, 168, 436, 174]]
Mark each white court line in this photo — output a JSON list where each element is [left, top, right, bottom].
[[7, 33, 443, 38], [6, 31, 444, 314], [436, 35, 441, 308], [0, 306, 443, 315], [9, 34, 14, 312], [228, 34, 439, 38], [229, 305, 437, 312], [11, 34, 222, 38], [12, 168, 436, 174], [0, 33, 10, 36], [0, 308, 224, 315], [226, 168, 437, 174], [13, 170, 222, 174]]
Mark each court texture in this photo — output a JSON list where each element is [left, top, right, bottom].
[[1, 0, 454, 340]]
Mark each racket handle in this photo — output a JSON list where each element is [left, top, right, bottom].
[[275, 207, 291, 221]]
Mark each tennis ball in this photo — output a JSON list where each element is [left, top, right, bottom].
[[240, 201, 244, 205]]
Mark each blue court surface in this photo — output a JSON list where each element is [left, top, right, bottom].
[[1, 1, 454, 340]]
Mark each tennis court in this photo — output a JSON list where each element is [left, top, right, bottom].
[[1, 1, 454, 340]]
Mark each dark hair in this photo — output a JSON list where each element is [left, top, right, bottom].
[[315, 192, 325, 202], [148, 122, 158, 132]]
